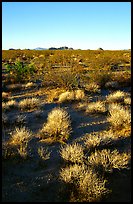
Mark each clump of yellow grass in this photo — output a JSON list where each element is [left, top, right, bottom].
[[85, 82, 101, 93], [19, 97, 40, 110], [107, 103, 131, 130], [58, 89, 85, 103], [39, 107, 72, 142], [2, 100, 18, 112], [60, 143, 84, 164], [106, 90, 128, 103], [9, 126, 33, 146], [88, 149, 131, 173], [86, 101, 106, 114], [60, 163, 109, 202]]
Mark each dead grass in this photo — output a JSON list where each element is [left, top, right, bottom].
[[39, 107, 72, 142], [60, 164, 109, 202], [86, 101, 106, 114], [18, 97, 41, 110], [9, 126, 33, 146], [60, 143, 84, 164], [2, 100, 18, 112], [38, 146, 51, 160], [88, 149, 131, 173], [106, 90, 128, 103], [58, 89, 85, 103], [107, 103, 131, 130], [85, 82, 101, 93]]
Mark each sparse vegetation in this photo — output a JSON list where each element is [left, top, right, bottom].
[[2, 49, 131, 202]]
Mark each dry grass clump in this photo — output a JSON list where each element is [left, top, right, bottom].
[[2, 92, 11, 101], [106, 90, 128, 103], [83, 130, 118, 151], [85, 82, 101, 93], [74, 89, 85, 100], [86, 101, 106, 114], [124, 97, 131, 105], [58, 91, 75, 102], [24, 82, 36, 89], [107, 103, 131, 130], [19, 97, 40, 110], [2, 100, 18, 112], [60, 143, 84, 164], [88, 149, 131, 173], [38, 146, 51, 161], [60, 164, 109, 202], [58, 89, 85, 103], [39, 107, 72, 142], [9, 127, 33, 146]]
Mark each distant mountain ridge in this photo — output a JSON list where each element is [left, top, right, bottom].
[[34, 47, 47, 50]]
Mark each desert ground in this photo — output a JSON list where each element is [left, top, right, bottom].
[[2, 49, 131, 202]]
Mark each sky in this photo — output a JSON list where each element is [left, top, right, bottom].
[[2, 2, 131, 50]]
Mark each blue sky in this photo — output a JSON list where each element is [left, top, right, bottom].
[[2, 2, 131, 50]]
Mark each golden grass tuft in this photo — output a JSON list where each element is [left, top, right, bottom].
[[106, 90, 128, 103], [60, 143, 84, 164], [9, 126, 33, 146], [86, 101, 106, 114], [107, 103, 131, 130], [85, 82, 101, 93], [88, 149, 131, 173], [58, 89, 85, 103], [40, 107, 72, 142], [2, 100, 18, 112], [38, 146, 51, 160], [60, 164, 109, 202], [18, 97, 40, 110]]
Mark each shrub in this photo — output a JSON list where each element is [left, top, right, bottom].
[[2, 100, 18, 112], [124, 97, 131, 105], [19, 97, 40, 110], [58, 89, 85, 103], [40, 107, 72, 142], [58, 91, 75, 103], [86, 101, 106, 114], [74, 89, 85, 100], [2, 92, 11, 101], [88, 149, 131, 173], [60, 164, 109, 202], [9, 127, 33, 146], [60, 143, 84, 164], [38, 146, 51, 160], [85, 82, 101, 93], [107, 103, 131, 130], [5, 60, 36, 83], [106, 90, 128, 103]]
